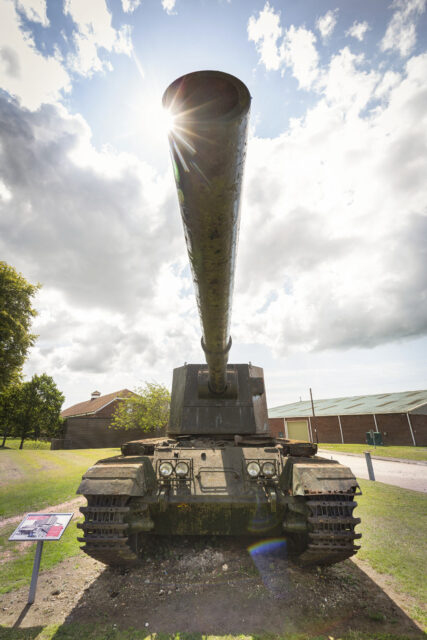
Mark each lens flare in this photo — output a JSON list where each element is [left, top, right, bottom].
[[162, 108, 176, 132], [248, 538, 289, 598]]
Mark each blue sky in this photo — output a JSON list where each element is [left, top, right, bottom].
[[1, 0, 426, 408]]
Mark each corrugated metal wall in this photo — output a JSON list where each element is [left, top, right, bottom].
[[268, 413, 427, 445]]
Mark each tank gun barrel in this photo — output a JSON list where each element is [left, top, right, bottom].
[[163, 71, 251, 394]]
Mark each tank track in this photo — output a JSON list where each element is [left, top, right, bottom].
[[78, 493, 360, 567], [77, 495, 139, 566], [298, 493, 361, 565]]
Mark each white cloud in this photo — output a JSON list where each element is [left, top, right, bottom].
[[248, 3, 319, 89], [0, 0, 134, 109], [316, 9, 338, 41], [122, 0, 141, 12], [162, 0, 176, 15], [345, 20, 370, 42], [0, 180, 13, 202], [374, 69, 401, 99], [16, 0, 49, 26], [247, 1, 283, 71], [0, 1, 70, 109], [280, 25, 319, 90], [64, 0, 132, 76], [381, 0, 426, 57], [0, 96, 205, 400], [0, 98, 183, 313], [233, 52, 427, 356], [323, 47, 379, 114]]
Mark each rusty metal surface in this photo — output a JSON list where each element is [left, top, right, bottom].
[[290, 460, 359, 496], [163, 71, 251, 394], [168, 363, 269, 436], [77, 458, 157, 496]]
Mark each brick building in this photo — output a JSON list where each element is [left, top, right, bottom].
[[53, 389, 163, 449], [268, 390, 427, 446]]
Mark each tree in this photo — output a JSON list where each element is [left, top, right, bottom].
[[0, 383, 21, 447], [111, 382, 170, 433], [0, 262, 40, 393], [12, 373, 64, 449]]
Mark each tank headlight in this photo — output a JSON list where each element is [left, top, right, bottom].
[[159, 462, 173, 477], [262, 461, 276, 477], [246, 461, 260, 478], [175, 461, 189, 477]]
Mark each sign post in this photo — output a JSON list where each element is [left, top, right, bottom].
[[364, 452, 375, 481], [9, 513, 73, 605], [28, 541, 44, 604]]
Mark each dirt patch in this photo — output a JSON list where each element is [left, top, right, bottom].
[[0, 456, 26, 487], [0, 497, 85, 531], [0, 537, 424, 637]]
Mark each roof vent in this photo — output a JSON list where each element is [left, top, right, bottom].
[[91, 390, 101, 400]]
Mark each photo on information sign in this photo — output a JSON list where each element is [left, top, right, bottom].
[[9, 513, 73, 542]]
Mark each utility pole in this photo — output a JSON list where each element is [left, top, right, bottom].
[[309, 387, 318, 444]]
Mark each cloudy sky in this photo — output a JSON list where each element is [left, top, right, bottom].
[[1, 0, 426, 410]]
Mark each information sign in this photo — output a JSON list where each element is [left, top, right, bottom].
[[9, 513, 73, 604], [9, 513, 73, 541]]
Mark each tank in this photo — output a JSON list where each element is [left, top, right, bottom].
[[77, 70, 361, 566]]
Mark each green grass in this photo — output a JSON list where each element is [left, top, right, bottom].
[[0, 438, 52, 450], [0, 448, 120, 518], [319, 444, 427, 461], [356, 479, 427, 627], [0, 628, 420, 640]]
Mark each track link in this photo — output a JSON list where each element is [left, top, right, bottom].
[[78, 495, 139, 566], [299, 493, 361, 565]]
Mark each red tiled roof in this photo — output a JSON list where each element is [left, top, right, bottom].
[[61, 389, 134, 418]]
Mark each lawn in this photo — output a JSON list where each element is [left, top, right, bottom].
[[0, 447, 120, 518], [356, 479, 427, 627], [1, 438, 52, 450], [319, 444, 427, 462]]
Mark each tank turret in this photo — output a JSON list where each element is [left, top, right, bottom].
[[163, 71, 268, 437]]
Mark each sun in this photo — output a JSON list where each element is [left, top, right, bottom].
[[160, 108, 175, 133]]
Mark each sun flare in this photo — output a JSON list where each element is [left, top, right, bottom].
[[161, 108, 175, 133]]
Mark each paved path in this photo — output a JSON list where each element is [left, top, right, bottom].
[[318, 450, 427, 493]]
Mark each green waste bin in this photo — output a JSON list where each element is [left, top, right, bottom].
[[366, 431, 383, 446], [373, 431, 383, 446]]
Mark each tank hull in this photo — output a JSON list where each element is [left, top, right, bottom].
[[77, 437, 361, 566]]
